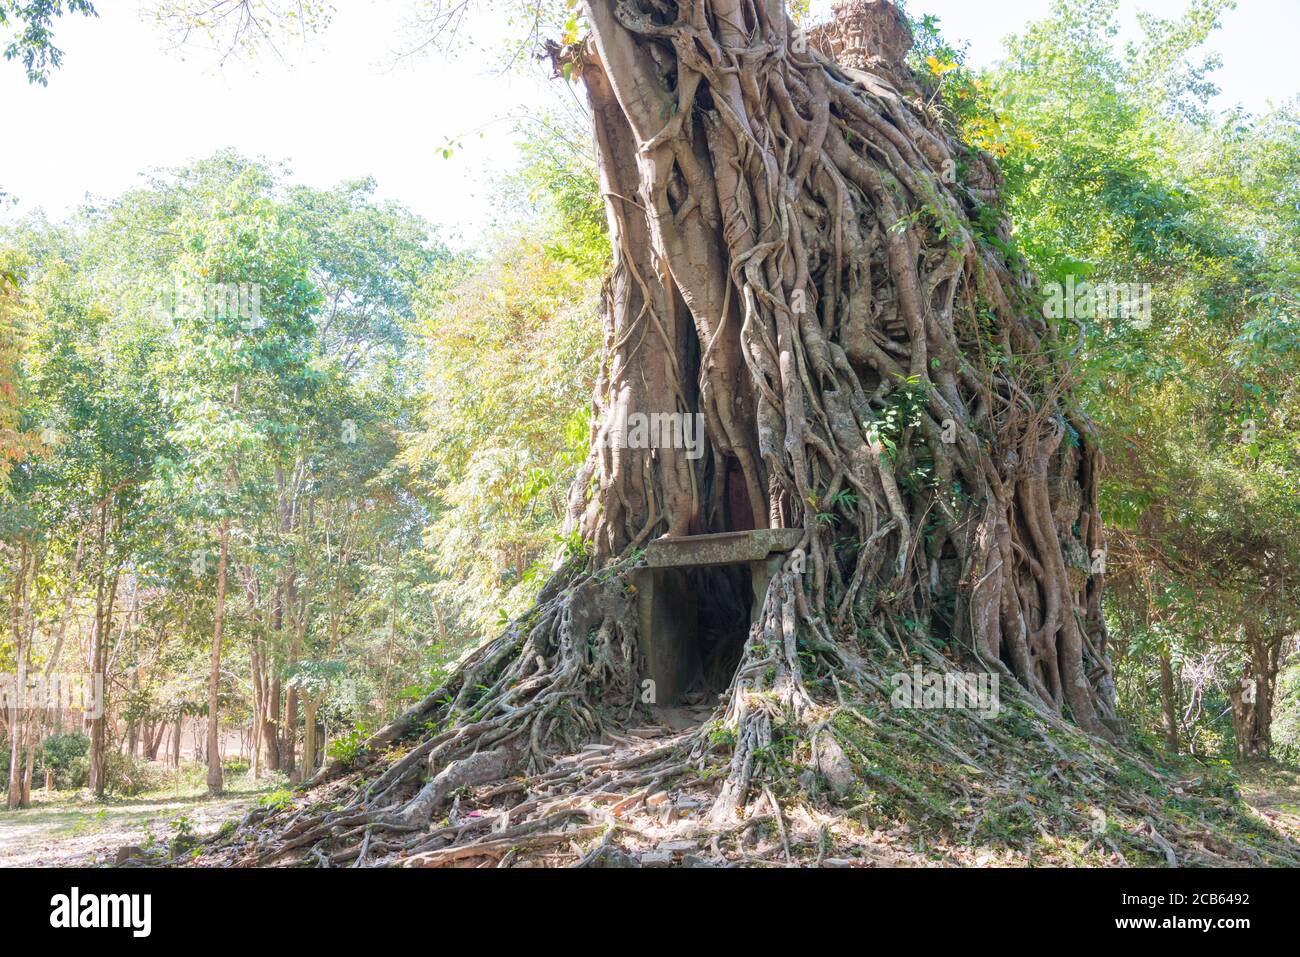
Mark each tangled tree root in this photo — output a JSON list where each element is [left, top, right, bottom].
[[192, 565, 1299, 869]]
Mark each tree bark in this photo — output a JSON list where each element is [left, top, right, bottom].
[[1157, 649, 1180, 753], [562, 0, 1117, 735], [87, 504, 110, 797], [1230, 627, 1280, 760], [263, 676, 281, 771], [6, 542, 32, 810], [206, 460, 237, 795], [87, 497, 121, 798], [301, 697, 320, 779]]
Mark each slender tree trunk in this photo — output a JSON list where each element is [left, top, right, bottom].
[[264, 676, 281, 771], [7, 542, 31, 809], [87, 550, 105, 794], [125, 613, 140, 758], [381, 581, 397, 719], [283, 686, 298, 780], [19, 549, 39, 808], [207, 460, 237, 795], [250, 646, 264, 779], [20, 732, 33, 806], [1157, 650, 1180, 753], [301, 698, 320, 780], [88, 505, 118, 798]]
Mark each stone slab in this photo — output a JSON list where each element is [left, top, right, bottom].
[[642, 528, 804, 569]]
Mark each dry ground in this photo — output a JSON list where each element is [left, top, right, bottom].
[[0, 770, 274, 867]]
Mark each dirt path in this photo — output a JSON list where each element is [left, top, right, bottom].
[[0, 788, 265, 867], [1238, 762, 1300, 844]]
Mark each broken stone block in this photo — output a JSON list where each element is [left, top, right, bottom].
[[657, 840, 699, 854], [816, 735, 856, 796], [115, 845, 148, 866], [588, 848, 639, 868]]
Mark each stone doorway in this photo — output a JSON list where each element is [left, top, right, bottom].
[[634, 529, 803, 713]]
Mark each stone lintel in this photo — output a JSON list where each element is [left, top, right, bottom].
[[642, 529, 805, 569]]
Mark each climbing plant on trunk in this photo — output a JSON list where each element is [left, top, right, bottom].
[[558, 0, 1119, 738], [217, 0, 1121, 865]]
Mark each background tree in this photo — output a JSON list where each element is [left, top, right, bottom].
[[1, 152, 451, 800], [0, 0, 96, 85], [968, 0, 1300, 759]]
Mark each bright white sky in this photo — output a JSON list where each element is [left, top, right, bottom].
[[1, 0, 1296, 244]]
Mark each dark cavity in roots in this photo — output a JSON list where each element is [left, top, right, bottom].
[[645, 564, 752, 708]]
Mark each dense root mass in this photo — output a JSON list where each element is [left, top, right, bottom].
[[185, 0, 1213, 867], [198, 625, 1300, 867]]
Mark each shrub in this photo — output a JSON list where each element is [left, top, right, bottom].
[[222, 758, 250, 776], [325, 724, 369, 767], [38, 732, 90, 789], [103, 750, 167, 796]]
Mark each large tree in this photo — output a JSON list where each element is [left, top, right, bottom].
[[218, 0, 1123, 866]]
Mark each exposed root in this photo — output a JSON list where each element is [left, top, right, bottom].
[[196, 616, 1300, 868]]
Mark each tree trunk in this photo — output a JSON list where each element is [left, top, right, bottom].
[[18, 549, 39, 809], [88, 505, 118, 798], [282, 483, 300, 782], [206, 461, 236, 796], [263, 676, 281, 771], [301, 697, 320, 780], [6, 541, 29, 810], [1158, 649, 1180, 753], [250, 656, 263, 779], [125, 631, 140, 757], [560, 0, 1116, 734], [283, 686, 298, 780], [1230, 628, 1279, 760], [87, 549, 105, 795], [1230, 675, 1265, 759], [20, 733, 33, 807], [381, 584, 397, 719]]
